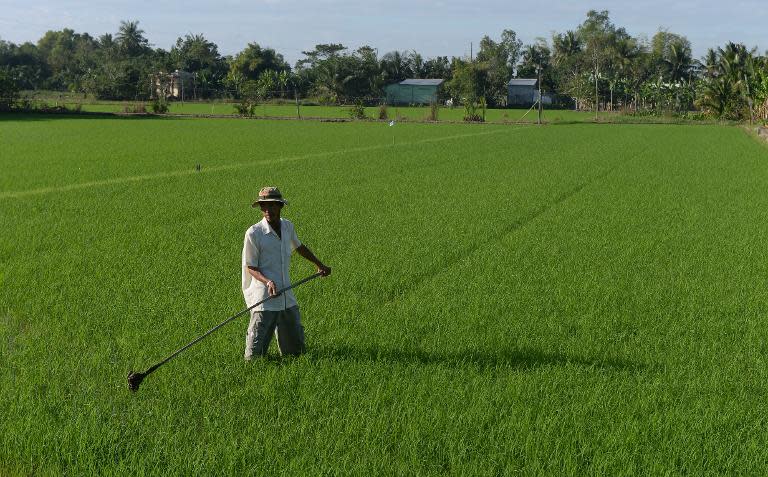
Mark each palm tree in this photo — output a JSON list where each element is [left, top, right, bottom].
[[380, 51, 411, 84], [115, 20, 148, 57], [701, 48, 719, 78], [662, 40, 694, 110], [697, 75, 735, 118], [718, 42, 757, 120], [664, 40, 693, 83]]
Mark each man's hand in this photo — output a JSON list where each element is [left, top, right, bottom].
[[266, 280, 278, 296], [317, 264, 332, 277]]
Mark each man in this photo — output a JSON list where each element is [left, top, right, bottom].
[[241, 186, 331, 359]]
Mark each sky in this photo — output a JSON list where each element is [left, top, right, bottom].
[[1, 0, 765, 65]]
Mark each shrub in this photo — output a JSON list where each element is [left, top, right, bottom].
[[463, 100, 484, 122], [234, 101, 257, 116], [150, 97, 170, 114], [348, 100, 367, 120], [236, 81, 260, 116]]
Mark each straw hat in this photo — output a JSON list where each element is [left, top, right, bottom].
[[252, 186, 288, 207]]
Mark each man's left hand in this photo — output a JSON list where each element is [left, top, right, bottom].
[[317, 264, 332, 277]]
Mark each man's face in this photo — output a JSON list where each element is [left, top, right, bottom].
[[259, 201, 282, 222]]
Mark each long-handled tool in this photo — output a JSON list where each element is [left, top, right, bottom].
[[127, 272, 322, 392]]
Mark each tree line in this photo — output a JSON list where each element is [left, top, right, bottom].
[[1, 10, 767, 120]]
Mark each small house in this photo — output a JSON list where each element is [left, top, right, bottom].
[[385, 79, 444, 105], [507, 78, 538, 106]]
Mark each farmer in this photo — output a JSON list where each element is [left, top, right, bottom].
[[241, 186, 331, 359]]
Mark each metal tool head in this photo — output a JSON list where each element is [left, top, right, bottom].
[[127, 371, 146, 392]]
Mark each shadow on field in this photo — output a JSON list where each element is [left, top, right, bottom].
[[309, 344, 642, 372]]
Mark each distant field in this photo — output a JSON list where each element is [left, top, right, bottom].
[[54, 100, 602, 123], [2, 115, 768, 474]]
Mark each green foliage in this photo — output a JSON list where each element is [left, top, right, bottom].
[[234, 80, 261, 115], [0, 67, 20, 110], [447, 59, 487, 106], [475, 31, 523, 106], [3, 12, 768, 121], [149, 97, 169, 114], [463, 97, 485, 122], [229, 43, 290, 83], [348, 99, 367, 120], [169, 34, 227, 98]]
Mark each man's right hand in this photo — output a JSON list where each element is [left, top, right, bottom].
[[266, 280, 278, 296]]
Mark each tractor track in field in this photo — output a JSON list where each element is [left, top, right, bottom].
[[380, 143, 653, 308], [0, 127, 521, 201]]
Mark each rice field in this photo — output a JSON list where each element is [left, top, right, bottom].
[[2, 114, 768, 475], [51, 100, 602, 123]]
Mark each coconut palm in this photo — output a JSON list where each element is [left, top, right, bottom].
[[663, 40, 693, 83], [380, 51, 411, 84], [697, 75, 736, 118], [718, 42, 758, 120], [115, 20, 148, 57]]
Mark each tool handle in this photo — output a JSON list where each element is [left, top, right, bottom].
[[142, 271, 323, 376]]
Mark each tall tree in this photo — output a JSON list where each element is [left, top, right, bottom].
[[115, 20, 149, 57], [229, 43, 289, 82], [552, 30, 585, 108], [475, 30, 523, 106], [170, 33, 227, 97], [576, 10, 632, 113]]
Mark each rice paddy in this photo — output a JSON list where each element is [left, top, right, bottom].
[[2, 114, 768, 474]]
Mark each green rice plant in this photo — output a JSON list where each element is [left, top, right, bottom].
[[4, 117, 768, 475]]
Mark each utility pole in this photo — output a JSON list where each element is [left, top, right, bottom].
[[470, 42, 473, 62], [537, 66, 543, 125]]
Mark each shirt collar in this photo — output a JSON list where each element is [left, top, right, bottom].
[[258, 217, 280, 236]]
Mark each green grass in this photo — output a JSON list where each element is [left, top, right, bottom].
[[2, 115, 768, 474]]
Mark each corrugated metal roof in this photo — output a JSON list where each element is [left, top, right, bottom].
[[508, 78, 537, 86], [400, 79, 444, 86]]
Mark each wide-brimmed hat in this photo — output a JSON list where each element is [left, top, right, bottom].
[[252, 186, 288, 207]]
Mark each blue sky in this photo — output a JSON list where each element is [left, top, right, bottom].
[[1, 1, 765, 64]]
